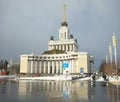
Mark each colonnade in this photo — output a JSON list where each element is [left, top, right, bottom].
[[49, 44, 77, 52], [27, 58, 76, 74]]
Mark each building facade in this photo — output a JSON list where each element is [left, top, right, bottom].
[[20, 6, 94, 75]]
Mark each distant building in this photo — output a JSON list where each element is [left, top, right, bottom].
[[20, 5, 94, 75], [8, 58, 20, 75]]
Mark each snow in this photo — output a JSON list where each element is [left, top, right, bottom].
[[75, 77, 91, 81], [15, 75, 73, 81], [15, 75, 91, 81], [96, 76, 120, 84], [96, 76, 105, 82], [0, 75, 17, 79], [0, 74, 120, 84]]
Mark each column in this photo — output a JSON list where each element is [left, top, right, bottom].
[[71, 59, 74, 73], [45, 61, 47, 73], [57, 45, 59, 50], [27, 61, 30, 74], [64, 44, 66, 51], [33, 60, 35, 73], [43, 61, 46, 73], [48, 61, 50, 74], [60, 61, 63, 74], [41, 61, 43, 73], [61, 45, 62, 50], [52, 61, 55, 74], [56, 45, 58, 49], [58, 60, 60, 74], [73, 59, 76, 73], [70, 44, 72, 51], [30, 60, 33, 74], [59, 45, 61, 50], [39, 61, 41, 73], [56, 61, 59, 74], [34, 61, 37, 73], [66, 44, 68, 51], [69, 60, 71, 73], [54, 61, 56, 73], [37, 61, 39, 73], [72, 44, 73, 51]]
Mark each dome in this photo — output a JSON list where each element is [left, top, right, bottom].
[[61, 21, 68, 26]]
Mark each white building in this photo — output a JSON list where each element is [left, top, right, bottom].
[[20, 6, 94, 75]]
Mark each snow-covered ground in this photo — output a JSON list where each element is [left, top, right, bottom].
[[15, 75, 73, 81], [0, 74, 90, 81], [0, 75, 120, 84], [0, 75, 17, 79], [96, 76, 120, 84], [75, 77, 91, 81], [15, 75, 91, 81]]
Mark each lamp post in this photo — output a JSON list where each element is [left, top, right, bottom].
[[112, 32, 118, 78], [109, 44, 112, 69]]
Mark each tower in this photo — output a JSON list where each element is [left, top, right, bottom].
[[48, 5, 78, 52], [59, 5, 69, 40]]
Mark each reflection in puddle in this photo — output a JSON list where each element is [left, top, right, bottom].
[[0, 79, 120, 102], [18, 80, 95, 102]]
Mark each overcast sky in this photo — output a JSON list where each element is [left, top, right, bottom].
[[0, 0, 120, 70]]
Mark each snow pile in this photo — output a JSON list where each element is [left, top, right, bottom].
[[96, 76, 105, 82], [16, 75, 72, 81], [0, 75, 17, 79], [16, 75, 93, 81], [96, 76, 120, 83], [108, 76, 120, 83], [76, 77, 91, 81]]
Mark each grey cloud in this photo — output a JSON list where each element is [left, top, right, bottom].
[[0, 0, 120, 70]]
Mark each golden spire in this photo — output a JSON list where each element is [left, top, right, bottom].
[[61, 4, 68, 26], [63, 4, 66, 22]]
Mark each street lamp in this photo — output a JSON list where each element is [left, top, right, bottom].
[[112, 32, 118, 78], [109, 43, 112, 69]]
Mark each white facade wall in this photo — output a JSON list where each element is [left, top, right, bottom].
[[20, 52, 94, 74]]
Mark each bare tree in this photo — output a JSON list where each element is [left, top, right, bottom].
[[0, 59, 8, 71], [99, 60, 120, 75]]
